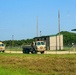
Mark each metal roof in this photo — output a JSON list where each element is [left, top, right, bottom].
[[34, 34, 63, 39], [71, 29, 76, 31]]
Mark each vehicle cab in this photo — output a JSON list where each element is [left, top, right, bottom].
[[0, 42, 5, 52], [33, 41, 46, 53]]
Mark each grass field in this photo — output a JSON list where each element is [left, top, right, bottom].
[[6, 47, 22, 51], [0, 53, 76, 75]]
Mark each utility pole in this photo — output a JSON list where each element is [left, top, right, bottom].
[[36, 16, 38, 37], [12, 35, 14, 47], [58, 10, 61, 50], [40, 31, 41, 36]]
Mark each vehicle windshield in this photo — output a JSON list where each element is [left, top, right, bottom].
[[41, 42, 45, 45], [0, 44, 4, 46], [36, 42, 41, 45], [36, 42, 45, 45]]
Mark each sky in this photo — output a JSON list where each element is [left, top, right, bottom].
[[0, 0, 76, 41]]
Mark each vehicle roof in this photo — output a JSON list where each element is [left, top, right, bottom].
[[36, 41, 44, 42], [0, 42, 3, 44]]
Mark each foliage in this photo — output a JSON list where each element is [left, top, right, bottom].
[[60, 31, 76, 46], [1, 31, 76, 47], [2, 39, 34, 47]]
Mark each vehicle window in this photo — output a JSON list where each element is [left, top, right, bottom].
[[0, 44, 4, 46], [37, 42, 41, 45], [2, 44, 4, 46], [41, 42, 44, 45], [0, 44, 1, 46]]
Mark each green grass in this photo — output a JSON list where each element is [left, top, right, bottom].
[[6, 47, 22, 51], [0, 53, 76, 75]]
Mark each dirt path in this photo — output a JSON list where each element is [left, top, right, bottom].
[[5, 50, 76, 54]]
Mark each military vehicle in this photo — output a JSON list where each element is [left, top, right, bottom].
[[0, 42, 5, 52], [22, 41, 46, 54]]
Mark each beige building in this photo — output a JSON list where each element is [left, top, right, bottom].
[[34, 34, 63, 50]]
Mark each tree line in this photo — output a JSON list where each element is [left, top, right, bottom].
[[2, 39, 34, 47], [1, 31, 76, 47], [60, 31, 76, 46]]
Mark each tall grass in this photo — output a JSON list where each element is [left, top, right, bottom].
[[0, 53, 76, 75]]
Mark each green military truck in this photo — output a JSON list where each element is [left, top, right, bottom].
[[0, 42, 5, 52], [22, 41, 46, 54]]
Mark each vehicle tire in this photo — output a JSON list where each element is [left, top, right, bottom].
[[31, 46, 37, 54], [2, 50, 5, 53], [41, 51, 44, 54], [31, 50, 37, 54], [23, 48, 30, 54], [23, 48, 26, 53], [25, 48, 30, 54]]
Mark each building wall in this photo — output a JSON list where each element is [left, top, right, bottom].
[[49, 35, 63, 50], [56, 35, 63, 50], [45, 37, 50, 50], [49, 36, 57, 50], [34, 35, 63, 50]]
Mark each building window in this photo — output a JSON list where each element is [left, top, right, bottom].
[[44, 38, 46, 41]]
